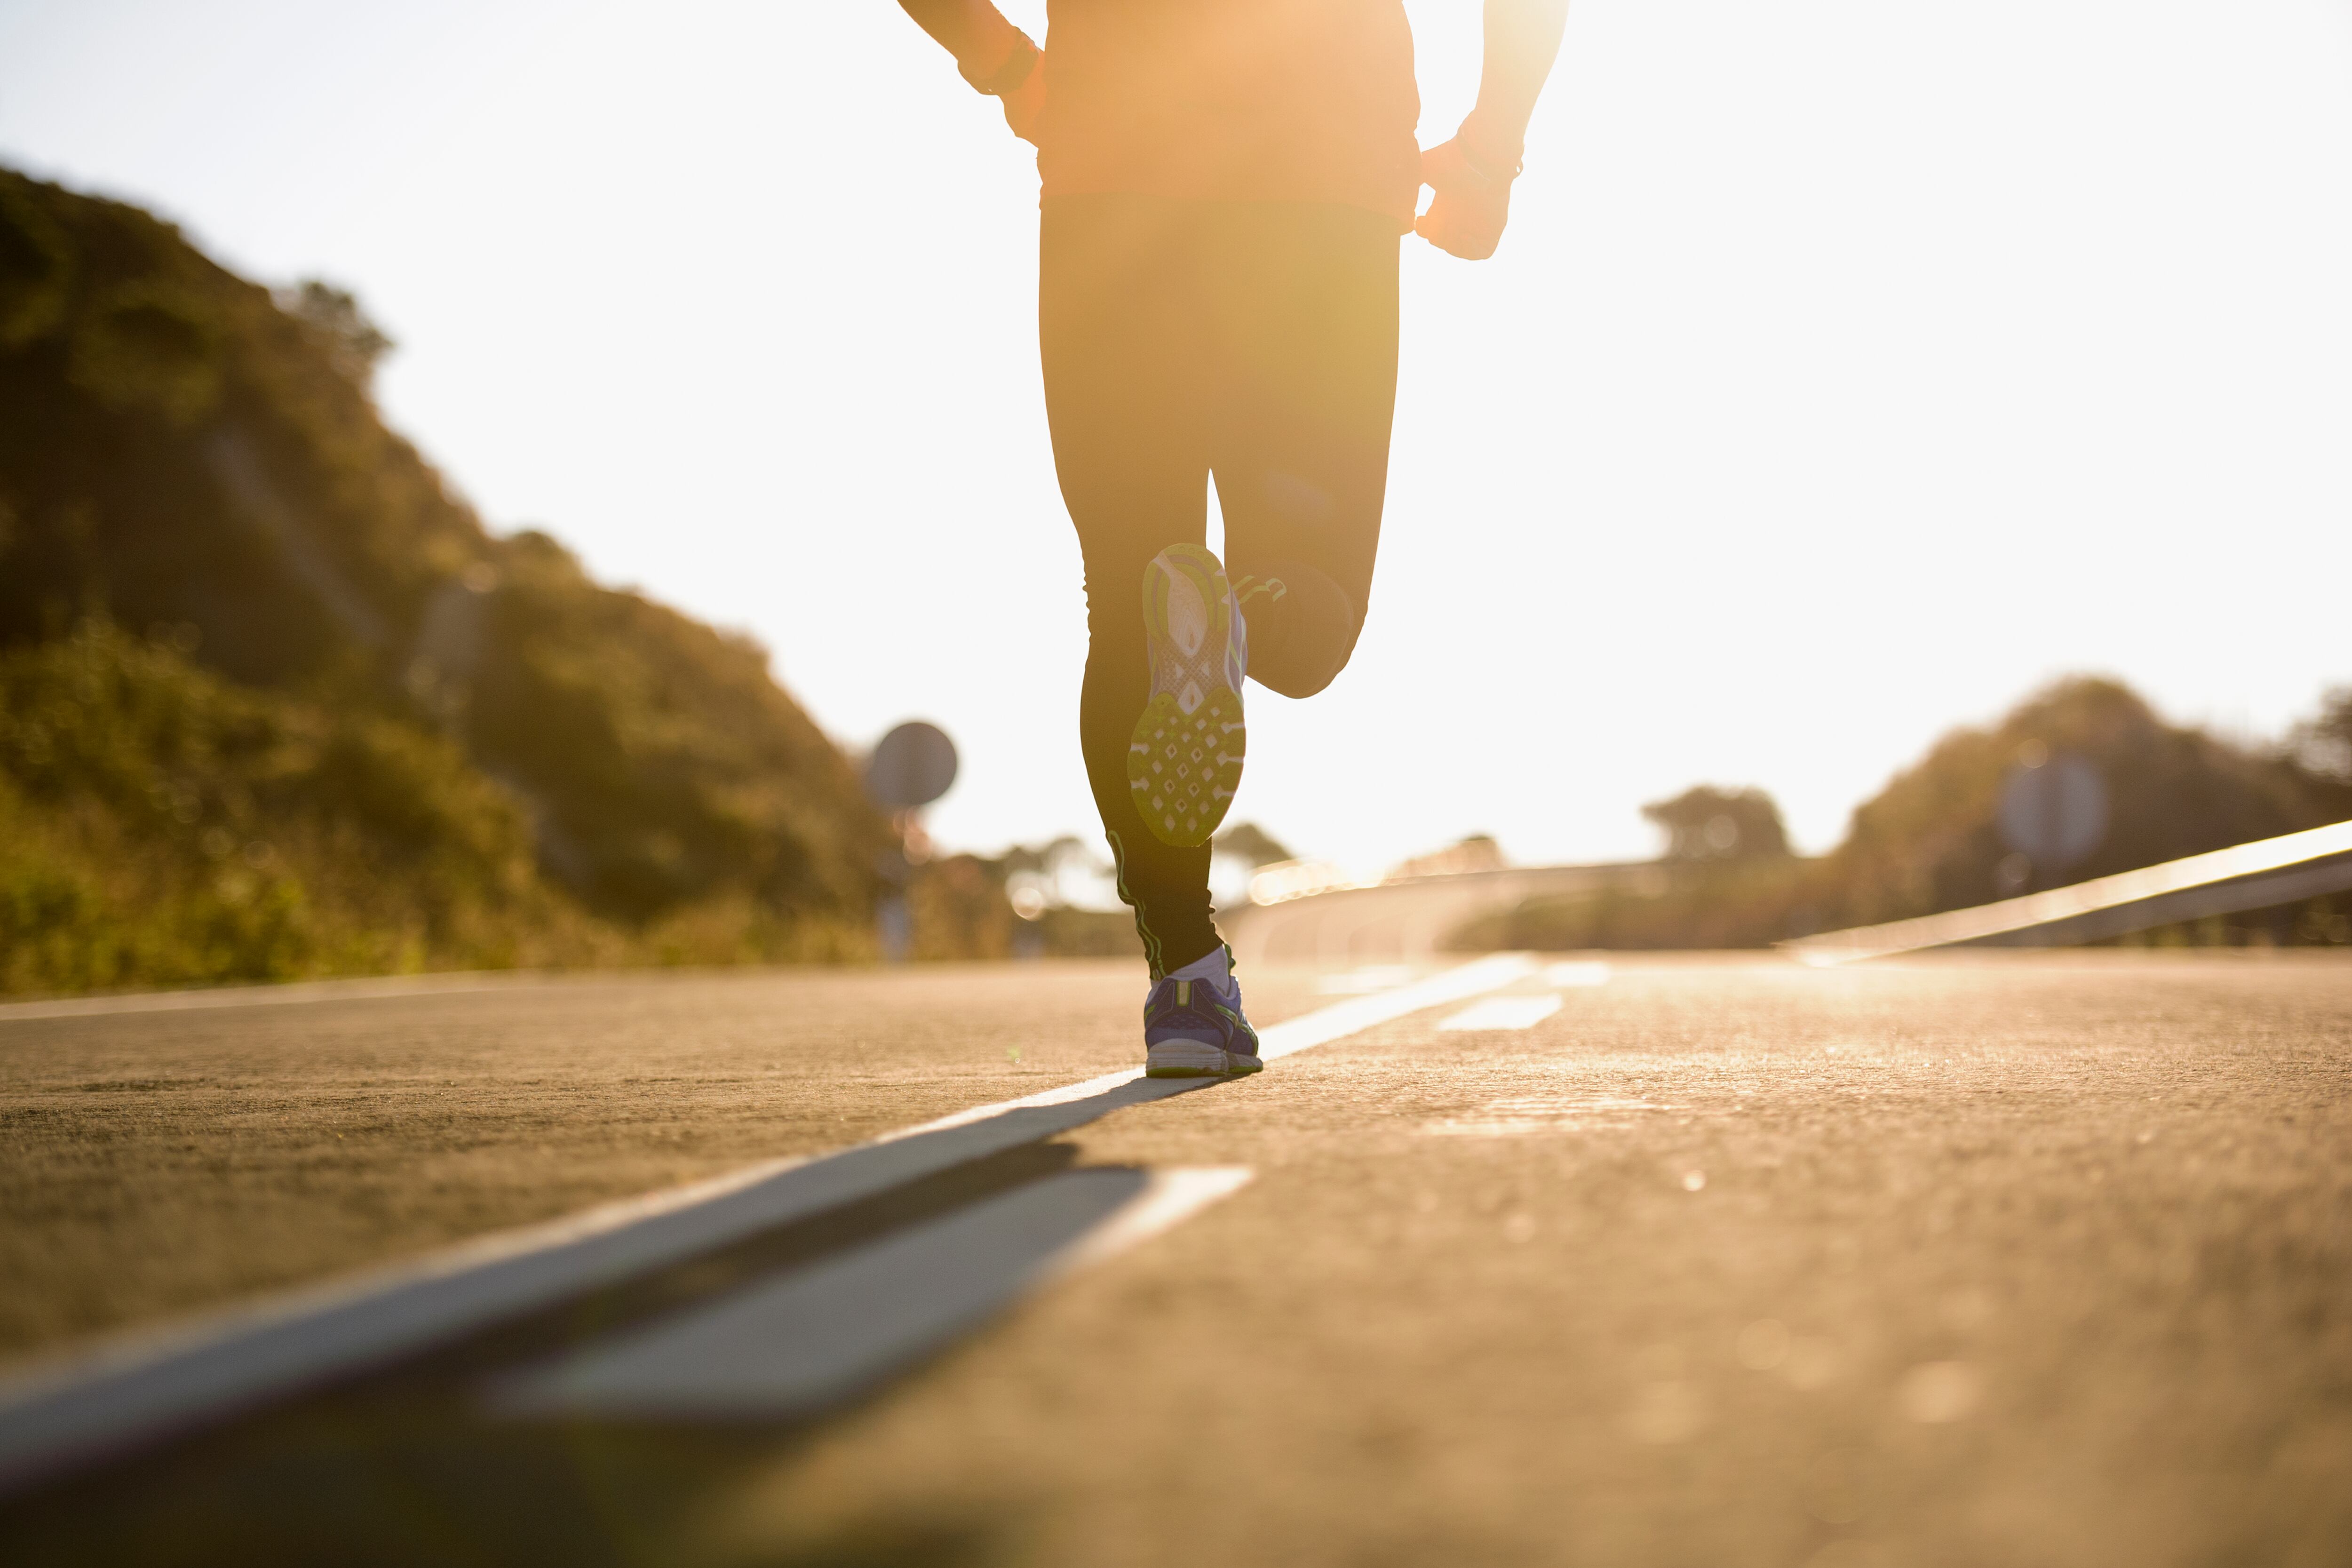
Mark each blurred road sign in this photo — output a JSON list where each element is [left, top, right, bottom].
[[1998, 751, 2106, 872], [867, 722, 958, 811]]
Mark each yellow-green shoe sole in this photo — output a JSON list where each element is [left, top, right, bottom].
[[1127, 688, 1244, 848], [1127, 545, 1247, 849]]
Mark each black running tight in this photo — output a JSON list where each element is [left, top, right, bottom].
[[1038, 195, 1401, 976]]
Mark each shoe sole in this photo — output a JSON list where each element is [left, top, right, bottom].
[[1128, 545, 1246, 849], [1144, 1042, 1265, 1078]]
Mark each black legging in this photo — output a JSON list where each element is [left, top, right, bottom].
[[1039, 195, 1401, 977]]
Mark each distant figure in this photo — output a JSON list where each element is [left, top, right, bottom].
[[898, 0, 1567, 1075]]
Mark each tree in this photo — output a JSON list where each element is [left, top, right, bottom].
[[1642, 785, 1789, 862], [1214, 821, 1295, 867], [279, 279, 394, 389], [2286, 686, 2352, 786]]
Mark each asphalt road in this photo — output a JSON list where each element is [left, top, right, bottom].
[[2, 952, 2348, 1568]]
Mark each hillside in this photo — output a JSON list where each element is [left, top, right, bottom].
[[1466, 677, 2352, 952], [0, 167, 895, 992], [1831, 676, 2351, 927]]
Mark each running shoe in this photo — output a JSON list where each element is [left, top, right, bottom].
[[1128, 544, 1247, 848], [1143, 973, 1264, 1078]]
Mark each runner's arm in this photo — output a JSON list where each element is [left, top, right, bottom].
[[1417, 0, 1571, 260], [1466, 0, 1571, 165], [897, 0, 1045, 144]]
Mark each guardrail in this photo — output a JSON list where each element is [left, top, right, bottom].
[[1781, 819, 2352, 966], [1227, 859, 1666, 968], [1246, 857, 1663, 908]]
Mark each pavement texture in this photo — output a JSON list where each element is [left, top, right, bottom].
[[3, 951, 2349, 1568]]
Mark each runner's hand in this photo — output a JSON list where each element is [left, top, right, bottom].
[[1415, 135, 1516, 261], [999, 50, 1044, 145]]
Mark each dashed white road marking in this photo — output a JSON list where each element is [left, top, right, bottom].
[[1315, 964, 1418, 995], [1437, 994, 1564, 1032], [0, 954, 1535, 1490], [1258, 954, 1534, 1058], [493, 1167, 1253, 1420], [1546, 961, 1612, 987]]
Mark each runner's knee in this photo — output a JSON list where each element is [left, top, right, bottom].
[[1238, 563, 1362, 698]]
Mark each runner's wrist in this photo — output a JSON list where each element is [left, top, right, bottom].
[[1454, 112, 1526, 186], [959, 29, 1040, 97]]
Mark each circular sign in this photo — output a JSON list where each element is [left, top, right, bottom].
[[1997, 750, 2107, 872], [866, 721, 958, 810]]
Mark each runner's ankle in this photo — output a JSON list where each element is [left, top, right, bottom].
[[1165, 945, 1236, 997]]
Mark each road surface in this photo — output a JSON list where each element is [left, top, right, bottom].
[[1, 952, 2347, 1567]]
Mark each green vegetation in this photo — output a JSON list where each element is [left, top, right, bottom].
[[1465, 677, 2352, 952], [0, 167, 898, 994], [0, 622, 627, 991]]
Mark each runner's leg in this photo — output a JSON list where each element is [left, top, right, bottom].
[[1038, 194, 1222, 979]]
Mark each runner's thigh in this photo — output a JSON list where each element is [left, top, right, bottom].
[[1203, 202, 1401, 612]]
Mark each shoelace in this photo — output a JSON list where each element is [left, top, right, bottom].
[[1231, 575, 1287, 611]]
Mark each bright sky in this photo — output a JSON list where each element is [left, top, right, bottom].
[[4, 1, 2349, 873]]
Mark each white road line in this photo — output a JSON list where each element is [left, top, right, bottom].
[[1437, 994, 1563, 1032], [1545, 961, 1611, 987], [492, 1168, 1253, 1420], [1314, 964, 1418, 995], [1257, 953, 1534, 1059], [888, 951, 1537, 1136], [0, 971, 574, 1024], [0, 954, 1533, 1491]]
